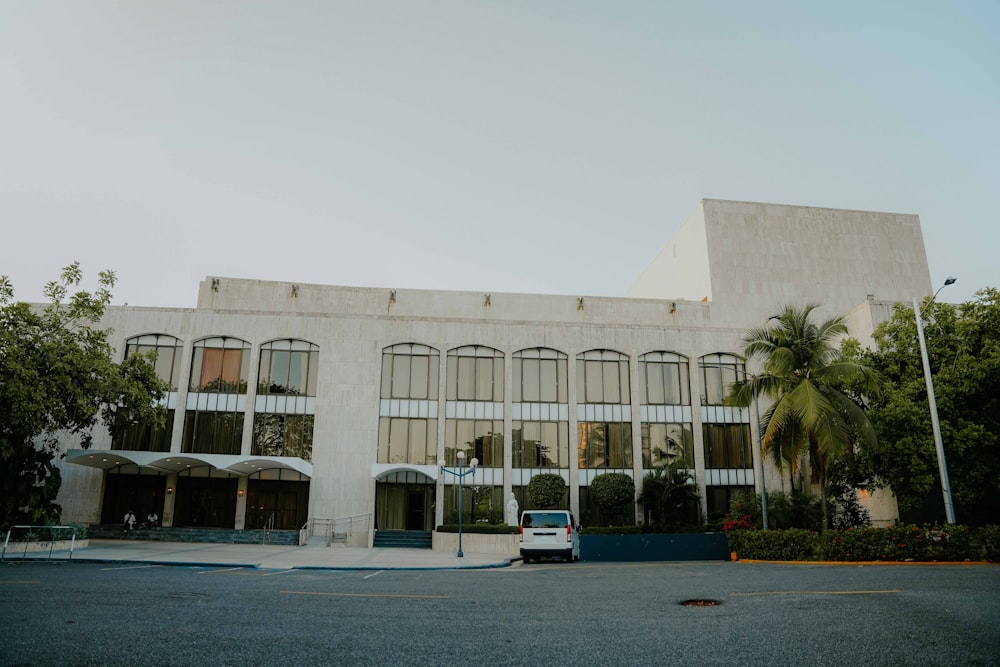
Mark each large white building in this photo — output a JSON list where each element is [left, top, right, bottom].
[[60, 200, 931, 541]]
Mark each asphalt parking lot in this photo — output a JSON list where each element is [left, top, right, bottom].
[[2, 560, 998, 666]]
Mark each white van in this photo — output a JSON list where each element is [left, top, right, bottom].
[[519, 510, 581, 563]]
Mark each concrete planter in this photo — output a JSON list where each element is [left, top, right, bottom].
[[580, 533, 730, 562], [432, 531, 519, 555]]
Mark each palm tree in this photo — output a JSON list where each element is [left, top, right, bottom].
[[727, 305, 881, 530]]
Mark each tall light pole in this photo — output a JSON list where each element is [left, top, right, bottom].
[[438, 450, 478, 557], [913, 276, 957, 524]]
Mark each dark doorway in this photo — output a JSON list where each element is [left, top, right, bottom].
[[173, 477, 238, 528], [245, 479, 309, 530], [101, 473, 166, 525], [406, 489, 427, 531]]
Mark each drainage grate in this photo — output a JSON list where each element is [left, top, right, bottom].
[[680, 599, 721, 607]]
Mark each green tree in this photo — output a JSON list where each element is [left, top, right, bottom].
[[639, 464, 701, 530], [589, 472, 635, 526], [858, 288, 1000, 525], [526, 473, 567, 509], [0, 263, 169, 528], [727, 305, 881, 530]]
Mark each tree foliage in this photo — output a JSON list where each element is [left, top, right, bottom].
[[639, 464, 701, 530], [727, 305, 882, 530], [0, 263, 169, 528], [526, 473, 566, 509], [857, 287, 1000, 525], [590, 472, 635, 510]]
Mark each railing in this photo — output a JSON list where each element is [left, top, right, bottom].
[[2, 525, 78, 562], [261, 513, 275, 545], [300, 513, 372, 547]]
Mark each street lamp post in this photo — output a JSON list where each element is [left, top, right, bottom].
[[438, 450, 479, 557], [914, 276, 957, 524]]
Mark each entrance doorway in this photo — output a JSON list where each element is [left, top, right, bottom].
[[375, 482, 433, 530]]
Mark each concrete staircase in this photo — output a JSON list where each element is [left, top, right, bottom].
[[372, 530, 432, 549], [88, 525, 300, 546]]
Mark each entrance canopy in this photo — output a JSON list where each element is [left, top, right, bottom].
[[65, 450, 313, 479], [371, 462, 438, 483]]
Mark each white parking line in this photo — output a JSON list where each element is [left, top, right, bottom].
[[101, 564, 162, 571], [363, 570, 384, 580], [263, 569, 296, 576]]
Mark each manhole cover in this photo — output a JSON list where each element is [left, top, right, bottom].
[[680, 599, 721, 607], [167, 592, 208, 599]]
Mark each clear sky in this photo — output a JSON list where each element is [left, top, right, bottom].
[[2, 1, 997, 308]]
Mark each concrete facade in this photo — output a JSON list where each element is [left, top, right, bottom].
[[57, 199, 931, 534]]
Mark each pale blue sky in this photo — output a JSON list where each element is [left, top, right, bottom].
[[1, 1, 996, 307]]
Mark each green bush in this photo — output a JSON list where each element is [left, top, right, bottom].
[[727, 529, 818, 561], [590, 472, 635, 510], [728, 524, 997, 562], [973, 525, 1000, 562], [526, 473, 567, 509]]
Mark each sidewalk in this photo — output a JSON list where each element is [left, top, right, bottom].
[[5, 539, 517, 571]]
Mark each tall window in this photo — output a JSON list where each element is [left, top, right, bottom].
[[513, 348, 569, 469], [638, 352, 693, 468], [700, 353, 742, 405], [444, 346, 504, 467], [702, 424, 752, 468], [378, 344, 439, 465], [190, 337, 250, 394], [113, 334, 183, 452], [252, 339, 319, 461], [183, 337, 250, 455], [257, 339, 319, 395], [447, 346, 504, 401], [124, 334, 183, 390], [576, 349, 632, 470]]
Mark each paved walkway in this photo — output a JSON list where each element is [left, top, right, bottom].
[[2, 539, 516, 571]]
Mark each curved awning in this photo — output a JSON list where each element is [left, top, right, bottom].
[[65, 450, 313, 479], [371, 462, 439, 482]]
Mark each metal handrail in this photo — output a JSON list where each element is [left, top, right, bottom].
[[301, 513, 373, 546], [261, 513, 275, 544], [2, 525, 78, 562]]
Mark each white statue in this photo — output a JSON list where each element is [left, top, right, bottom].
[[505, 493, 519, 526]]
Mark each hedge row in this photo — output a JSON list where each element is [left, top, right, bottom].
[[727, 524, 1000, 562]]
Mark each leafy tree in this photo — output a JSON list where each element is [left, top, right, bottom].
[[589, 472, 635, 526], [639, 464, 701, 530], [526, 473, 567, 509], [727, 305, 881, 530], [0, 263, 169, 528], [857, 288, 1000, 525]]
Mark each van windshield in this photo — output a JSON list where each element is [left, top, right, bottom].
[[522, 512, 569, 528]]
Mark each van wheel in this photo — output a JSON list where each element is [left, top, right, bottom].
[[523, 556, 531, 564], [564, 554, 573, 563]]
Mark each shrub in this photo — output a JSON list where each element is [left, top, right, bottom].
[[526, 473, 567, 509], [727, 529, 818, 561], [639, 465, 701, 531], [973, 525, 1000, 562]]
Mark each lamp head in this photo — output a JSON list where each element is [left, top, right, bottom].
[[456, 450, 465, 461], [437, 459, 446, 467], [944, 276, 957, 286], [470, 457, 479, 470]]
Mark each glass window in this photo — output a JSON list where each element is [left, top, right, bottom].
[[251, 414, 314, 461], [258, 340, 319, 396], [513, 421, 569, 468], [124, 334, 183, 390], [377, 417, 437, 465], [182, 411, 244, 455], [576, 350, 630, 404], [112, 409, 175, 452], [706, 485, 754, 521], [447, 346, 503, 401], [381, 344, 439, 400], [699, 354, 744, 406], [190, 337, 250, 394], [513, 348, 568, 403], [445, 419, 503, 467], [639, 352, 690, 405], [702, 423, 752, 468], [577, 421, 633, 469], [641, 423, 694, 468]]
